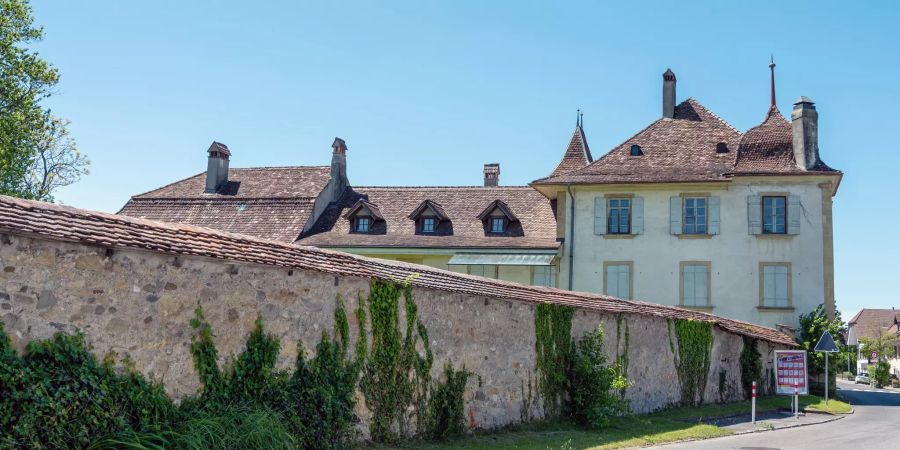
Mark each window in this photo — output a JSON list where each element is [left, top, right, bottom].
[[490, 217, 506, 233], [603, 262, 632, 300], [683, 197, 707, 234], [532, 266, 557, 287], [761, 263, 791, 307], [355, 217, 370, 233], [468, 264, 498, 279], [630, 144, 643, 156], [607, 198, 631, 234], [681, 262, 710, 307], [762, 196, 786, 234], [421, 217, 436, 233]]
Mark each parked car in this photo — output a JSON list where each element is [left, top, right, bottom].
[[855, 372, 870, 384]]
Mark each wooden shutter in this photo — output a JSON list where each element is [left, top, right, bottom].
[[594, 196, 606, 235], [631, 197, 644, 234], [669, 196, 682, 235], [747, 195, 762, 235], [708, 196, 721, 235], [787, 195, 801, 235]]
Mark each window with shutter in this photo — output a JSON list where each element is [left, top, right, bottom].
[[670, 196, 682, 235], [708, 196, 721, 235], [594, 196, 606, 235], [680, 262, 710, 306], [603, 262, 633, 300], [787, 195, 801, 234], [762, 196, 787, 234], [760, 262, 791, 307], [683, 197, 707, 234], [607, 199, 631, 234], [747, 196, 762, 235]]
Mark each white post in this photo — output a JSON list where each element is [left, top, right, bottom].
[[794, 382, 799, 419], [825, 352, 829, 405], [751, 381, 757, 424]]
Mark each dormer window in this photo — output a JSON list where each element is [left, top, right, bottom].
[[490, 217, 506, 233], [630, 144, 643, 156], [355, 217, 371, 233], [422, 217, 436, 233], [716, 142, 729, 153]]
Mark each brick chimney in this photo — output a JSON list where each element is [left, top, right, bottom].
[[483, 163, 500, 187], [663, 69, 676, 119], [330, 137, 350, 198], [791, 96, 820, 170], [204, 141, 230, 193]]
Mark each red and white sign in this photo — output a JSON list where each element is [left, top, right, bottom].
[[774, 350, 808, 395]]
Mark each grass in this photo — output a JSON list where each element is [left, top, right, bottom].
[[373, 395, 852, 450]]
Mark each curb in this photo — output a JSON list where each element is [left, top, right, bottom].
[[730, 413, 845, 436]]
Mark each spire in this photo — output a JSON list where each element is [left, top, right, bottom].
[[576, 108, 581, 127], [769, 55, 776, 108], [548, 111, 593, 177]]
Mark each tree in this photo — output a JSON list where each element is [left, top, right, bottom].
[[1, 0, 86, 200], [797, 304, 845, 395], [860, 327, 899, 388]]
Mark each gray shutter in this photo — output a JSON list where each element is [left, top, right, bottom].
[[787, 195, 801, 234], [708, 196, 721, 235], [594, 196, 606, 235], [747, 195, 762, 235], [669, 196, 682, 235], [631, 196, 643, 234]]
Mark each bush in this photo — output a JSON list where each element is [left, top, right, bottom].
[[426, 363, 474, 440], [739, 337, 762, 399], [568, 325, 629, 429], [870, 361, 890, 388]]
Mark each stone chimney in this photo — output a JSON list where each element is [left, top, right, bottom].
[[483, 163, 500, 187], [663, 69, 676, 119], [330, 137, 350, 198], [791, 96, 820, 170], [204, 141, 230, 193]]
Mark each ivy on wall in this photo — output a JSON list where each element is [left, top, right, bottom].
[[615, 314, 630, 398], [534, 303, 574, 419], [670, 319, 713, 406], [740, 336, 762, 399]]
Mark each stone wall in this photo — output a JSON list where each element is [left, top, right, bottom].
[[1, 233, 786, 430]]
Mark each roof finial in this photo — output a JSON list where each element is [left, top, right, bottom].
[[576, 108, 581, 127], [769, 55, 776, 108], [579, 110, 584, 128]]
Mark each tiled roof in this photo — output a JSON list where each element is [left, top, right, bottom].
[[0, 195, 797, 346], [548, 125, 593, 177], [300, 186, 558, 249], [119, 167, 332, 243], [534, 99, 742, 185], [849, 308, 900, 341], [733, 106, 839, 175]]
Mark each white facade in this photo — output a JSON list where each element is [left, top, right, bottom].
[[552, 175, 836, 330]]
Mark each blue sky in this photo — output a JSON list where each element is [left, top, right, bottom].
[[31, 1, 899, 318]]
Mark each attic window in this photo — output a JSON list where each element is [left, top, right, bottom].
[[237, 203, 247, 211], [716, 142, 729, 153], [355, 217, 371, 233], [630, 145, 643, 156]]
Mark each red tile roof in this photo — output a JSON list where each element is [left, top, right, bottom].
[[548, 125, 593, 177], [0, 195, 797, 346], [848, 308, 900, 341], [300, 186, 558, 249], [733, 106, 838, 175], [534, 99, 741, 185], [119, 167, 332, 243]]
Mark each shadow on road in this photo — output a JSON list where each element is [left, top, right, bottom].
[[837, 383, 900, 406]]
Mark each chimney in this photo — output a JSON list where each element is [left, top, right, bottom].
[[483, 163, 500, 187], [791, 96, 820, 170], [204, 141, 230, 193], [330, 137, 349, 197], [662, 69, 676, 119]]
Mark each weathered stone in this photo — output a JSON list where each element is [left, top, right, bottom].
[[142, 283, 158, 293], [1, 303, 10, 310], [144, 316, 153, 324], [94, 306, 106, 315], [227, 308, 239, 322], [164, 282, 178, 291], [146, 294, 159, 303], [36, 290, 57, 309], [106, 318, 128, 334], [0, 292, 8, 300], [3, 266, 13, 273]]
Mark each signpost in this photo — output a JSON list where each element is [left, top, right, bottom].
[[775, 350, 807, 418], [814, 331, 840, 405]]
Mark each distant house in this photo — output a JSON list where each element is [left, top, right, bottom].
[[119, 140, 560, 287], [530, 67, 841, 330], [847, 308, 900, 376]]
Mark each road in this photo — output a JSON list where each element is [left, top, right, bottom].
[[653, 380, 900, 449]]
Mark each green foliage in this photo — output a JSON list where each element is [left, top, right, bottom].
[[534, 303, 574, 419], [227, 315, 281, 402], [672, 319, 713, 406], [190, 306, 225, 398], [870, 360, 890, 388], [1, 0, 87, 200], [359, 279, 434, 442], [426, 363, 474, 440], [569, 325, 630, 429], [739, 337, 762, 399], [0, 327, 175, 449], [797, 304, 846, 378]]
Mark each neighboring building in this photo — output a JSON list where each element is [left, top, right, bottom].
[[119, 139, 560, 287], [847, 308, 900, 377], [530, 66, 841, 330]]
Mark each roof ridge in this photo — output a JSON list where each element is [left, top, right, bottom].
[[125, 172, 205, 205], [353, 185, 535, 189], [683, 98, 742, 135], [228, 165, 331, 171], [0, 194, 797, 347]]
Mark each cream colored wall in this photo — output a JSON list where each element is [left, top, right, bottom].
[[334, 251, 540, 286], [559, 177, 833, 330]]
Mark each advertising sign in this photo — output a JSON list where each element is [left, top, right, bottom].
[[774, 350, 808, 395]]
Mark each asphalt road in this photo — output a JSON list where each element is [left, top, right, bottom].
[[652, 380, 900, 450]]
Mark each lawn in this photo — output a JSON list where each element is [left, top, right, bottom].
[[374, 395, 851, 450]]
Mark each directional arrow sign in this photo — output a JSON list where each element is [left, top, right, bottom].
[[814, 330, 840, 353]]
